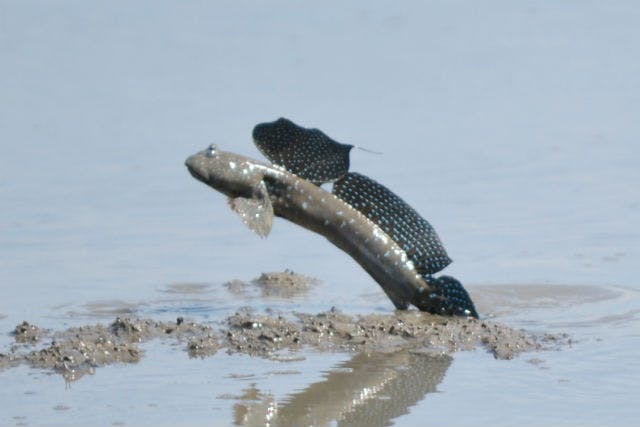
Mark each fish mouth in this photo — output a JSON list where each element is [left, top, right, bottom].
[[185, 155, 205, 182]]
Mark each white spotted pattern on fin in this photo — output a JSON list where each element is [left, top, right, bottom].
[[333, 172, 451, 275], [253, 118, 353, 184]]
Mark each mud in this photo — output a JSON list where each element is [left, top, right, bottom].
[[0, 310, 566, 381], [1, 317, 219, 381], [13, 321, 42, 343], [0, 272, 569, 381], [222, 307, 564, 360], [225, 270, 315, 298]]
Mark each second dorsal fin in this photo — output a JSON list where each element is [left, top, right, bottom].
[[332, 172, 452, 275], [253, 118, 353, 184]]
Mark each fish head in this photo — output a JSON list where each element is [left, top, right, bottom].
[[185, 144, 264, 199]]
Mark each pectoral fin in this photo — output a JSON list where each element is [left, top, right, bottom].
[[228, 182, 273, 237]]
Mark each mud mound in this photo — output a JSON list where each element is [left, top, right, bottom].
[[0, 309, 568, 381], [221, 307, 560, 360], [225, 270, 315, 298], [1, 317, 219, 381]]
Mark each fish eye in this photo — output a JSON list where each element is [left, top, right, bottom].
[[206, 144, 217, 158]]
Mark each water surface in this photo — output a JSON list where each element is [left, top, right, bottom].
[[1, 1, 639, 426]]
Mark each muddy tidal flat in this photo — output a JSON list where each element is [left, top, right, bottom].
[[0, 271, 581, 426], [1, 272, 568, 383], [1, 272, 633, 427]]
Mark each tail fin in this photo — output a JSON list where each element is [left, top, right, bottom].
[[412, 275, 478, 318]]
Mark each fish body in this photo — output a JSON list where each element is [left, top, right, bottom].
[[186, 143, 477, 317], [186, 145, 422, 308]]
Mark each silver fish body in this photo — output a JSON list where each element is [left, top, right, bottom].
[[186, 145, 427, 309], [186, 144, 477, 317]]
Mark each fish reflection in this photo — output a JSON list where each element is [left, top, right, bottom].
[[233, 350, 452, 427]]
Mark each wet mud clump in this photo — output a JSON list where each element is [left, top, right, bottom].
[[222, 307, 559, 360], [13, 321, 42, 343], [253, 270, 315, 297], [225, 270, 315, 298], [24, 324, 142, 380], [1, 318, 220, 381]]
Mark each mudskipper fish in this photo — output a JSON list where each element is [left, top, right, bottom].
[[185, 118, 478, 317]]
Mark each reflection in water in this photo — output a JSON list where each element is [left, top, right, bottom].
[[234, 350, 452, 427]]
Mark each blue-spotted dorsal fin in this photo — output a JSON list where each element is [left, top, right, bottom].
[[332, 172, 452, 275], [253, 118, 353, 184]]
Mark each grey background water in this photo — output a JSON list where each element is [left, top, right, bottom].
[[1, 1, 639, 426]]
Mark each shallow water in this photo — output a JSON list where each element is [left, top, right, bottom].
[[1, 283, 638, 426], [1, 1, 639, 426]]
